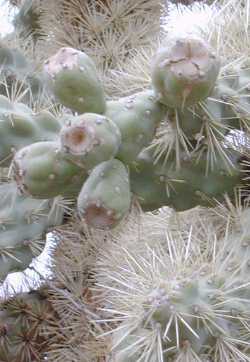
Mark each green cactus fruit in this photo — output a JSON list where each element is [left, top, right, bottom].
[[13, 141, 87, 199], [0, 287, 56, 361], [0, 96, 61, 167], [151, 37, 220, 108], [60, 113, 121, 170], [77, 159, 131, 229], [105, 90, 167, 164], [44, 47, 106, 114], [0, 181, 64, 280]]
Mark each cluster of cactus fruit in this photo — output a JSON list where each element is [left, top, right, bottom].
[[2, 28, 250, 361], [10, 38, 249, 229], [1, 35, 250, 279]]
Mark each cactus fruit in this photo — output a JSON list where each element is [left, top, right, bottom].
[[60, 113, 122, 170], [105, 90, 167, 164], [77, 159, 131, 229], [13, 141, 87, 199], [0, 96, 61, 167], [151, 37, 220, 108], [8, 42, 250, 226], [4, 2, 250, 360], [0, 287, 57, 362], [0, 181, 63, 280], [44, 47, 106, 114]]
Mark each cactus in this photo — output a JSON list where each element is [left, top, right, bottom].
[[212, 64, 250, 131], [151, 37, 221, 108], [0, 44, 45, 102], [0, 286, 57, 362], [148, 66, 250, 170], [44, 47, 106, 114], [8, 37, 250, 225], [13, 141, 87, 199], [0, 181, 64, 280], [129, 149, 172, 211], [0, 95, 61, 167], [95, 206, 250, 361], [60, 113, 122, 170], [164, 96, 234, 143], [35, 218, 109, 362], [13, 0, 44, 42], [105, 90, 167, 164], [130, 146, 244, 212], [32, 0, 162, 71], [2, 2, 250, 360], [77, 159, 131, 229]]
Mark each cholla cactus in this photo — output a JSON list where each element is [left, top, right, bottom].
[[94, 202, 250, 361], [41, 219, 109, 361], [0, 180, 64, 280], [37, 0, 163, 69], [11, 36, 249, 225], [0, 0, 248, 277], [1, 0, 250, 361], [0, 285, 58, 362], [13, 0, 44, 41], [0, 42, 46, 104]]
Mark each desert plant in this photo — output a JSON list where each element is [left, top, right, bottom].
[[0, 285, 60, 362], [0, 0, 250, 361]]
